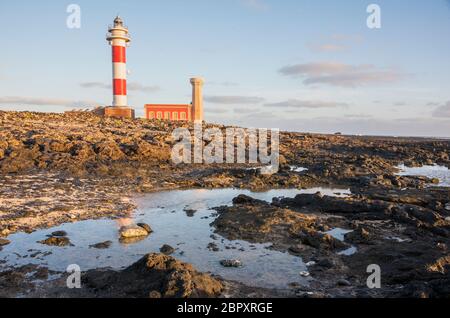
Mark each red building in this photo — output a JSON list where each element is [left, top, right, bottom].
[[145, 78, 204, 122], [144, 104, 191, 121]]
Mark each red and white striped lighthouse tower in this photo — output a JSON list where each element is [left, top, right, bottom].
[[104, 16, 135, 118]]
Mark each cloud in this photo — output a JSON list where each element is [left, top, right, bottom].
[[432, 101, 450, 117], [234, 107, 257, 113], [393, 102, 406, 106], [278, 62, 406, 87], [80, 82, 160, 93], [204, 95, 265, 104], [308, 34, 363, 53], [205, 108, 229, 114], [345, 113, 373, 119], [240, 0, 269, 11], [0, 96, 101, 108], [208, 81, 239, 87], [264, 99, 349, 109], [309, 44, 346, 53], [80, 82, 110, 89]]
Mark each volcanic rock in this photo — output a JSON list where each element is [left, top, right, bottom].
[[160, 244, 175, 255], [137, 223, 152, 234], [0, 238, 10, 246], [39, 236, 72, 247], [119, 225, 150, 239], [220, 259, 242, 268], [89, 241, 112, 249], [82, 253, 223, 298]]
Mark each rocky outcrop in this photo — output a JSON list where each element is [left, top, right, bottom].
[[82, 253, 223, 298]]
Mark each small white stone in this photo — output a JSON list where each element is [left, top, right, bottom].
[[299, 271, 310, 277], [445, 203, 450, 211], [306, 261, 316, 267]]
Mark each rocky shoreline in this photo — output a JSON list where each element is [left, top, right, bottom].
[[0, 111, 449, 298]]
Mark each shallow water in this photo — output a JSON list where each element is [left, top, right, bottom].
[[1, 187, 350, 289], [396, 164, 450, 187], [325, 228, 357, 256], [290, 166, 309, 173]]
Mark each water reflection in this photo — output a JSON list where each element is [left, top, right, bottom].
[[396, 164, 450, 187], [1, 187, 351, 289]]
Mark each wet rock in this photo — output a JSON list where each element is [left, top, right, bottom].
[[305, 261, 316, 267], [148, 290, 162, 298], [437, 243, 447, 251], [32, 267, 49, 280], [220, 259, 242, 268], [0, 238, 11, 247], [315, 258, 337, 269], [426, 256, 450, 274], [39, 236, 72, 247], [0, 238, 10, 246], [337, 279, 351, 287], [137, 223, 152, 234], [207, 242, 220, 252], [232, 195, 263, 205], [119, 225, 149, 239], [50, 231, 67, 237], [345, 227, 373, 244], [288, 245, 306, 255], [89, 241, 112, 249], [160, 244, 175, 255], [184, 209, 197, 217], [213, 196, 319, 249], [83, 253, 223, 298], [295, 230, 348, 250]]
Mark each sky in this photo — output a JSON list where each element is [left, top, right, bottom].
[[1, 0, 450, 137]]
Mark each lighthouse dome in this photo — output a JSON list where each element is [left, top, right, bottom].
[[114, 16, 123, 26]]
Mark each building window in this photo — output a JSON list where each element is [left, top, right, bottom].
[[180, 112, 186, 120], [173, 112, 178, 120], [149, 111, 155, 119], [164, 111, 170, 120], [157, 112, 162, 119]]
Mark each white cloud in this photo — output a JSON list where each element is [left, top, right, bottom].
[[308, 34, 363, 53], [309, 44, 347, 52], [205, 107, 229, 114], [279, 62, 406, 87], [204, 95, 265, 104], [432, 101, 450, 117], [264, 99, 348, 109], [0, 96, 101, 108]]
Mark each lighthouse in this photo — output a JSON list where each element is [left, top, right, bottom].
[[104, 16, 135, 119]]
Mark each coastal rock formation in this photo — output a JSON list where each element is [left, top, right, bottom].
[[1, 111, 450, 298], [82, 253, 223, 298]]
